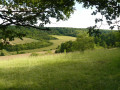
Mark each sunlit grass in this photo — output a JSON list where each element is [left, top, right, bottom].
[[20, 35, 76, 53], [10, 37, 39, 45], [0, 48, 120, 90]]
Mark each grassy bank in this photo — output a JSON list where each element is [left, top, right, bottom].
[[10, 37, 39, 45], [0, 48, 120, 90], [20, 35, 76, 53]]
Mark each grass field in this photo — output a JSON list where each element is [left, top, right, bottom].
[[21, 35, 76, 53], [0, 48, 120, 90], [40, 35, 76, 50], [10, 37, 39, 45]]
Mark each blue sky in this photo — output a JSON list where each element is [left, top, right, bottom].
[[45, 3, 111, 29]]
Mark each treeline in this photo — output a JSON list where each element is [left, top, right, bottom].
[[6, 26, 87, 38], [48, 27, 113, 37], [4, 26, 85, 40], [94, 31, 120, 48], [48, 27, 86, 37], [3, 26, 113, 40], [5, 26, 57, 40], [55, 31, 120, 53], [55, 33, 94, 53], [0, 41, 52, 52]]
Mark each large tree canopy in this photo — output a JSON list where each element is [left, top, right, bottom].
[[0, 0, 120, 30], [0, 0, 75, 29], [77, 0, 120, 30], [0, 0, 75, 43]]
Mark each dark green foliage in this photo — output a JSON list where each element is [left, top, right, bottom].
[[56, 33, 94, 53], [48, 27, 85, 37], [26, 29, 57, 40], [77, 0, 120, 30], [0, 0, 75, 29], [49, 27, 113, 37], [2, 41, 52, 52], [30, 52, 39, 57], [0, 49, 9, 56], [74, 33, 94, 51], [3, 26, 57, 41], [94, 31, 120, 48], [55, 41, 74, 53], [0, 27, 26, 41]]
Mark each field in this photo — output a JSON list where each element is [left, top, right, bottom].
[[10, 37, 39, 45], [21, 35, 76, 53], [0, 48, 120, 90], [40, 35, 76, 51]]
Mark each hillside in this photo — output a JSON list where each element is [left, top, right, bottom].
[[19, 35, 76, 53], [10, 37, 39, 45], [0, 48, 119, 89]]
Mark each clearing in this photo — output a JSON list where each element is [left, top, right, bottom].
[[21, 35, 76, 53], [10, 37, 39, 45], [0, 48, 119, 89]]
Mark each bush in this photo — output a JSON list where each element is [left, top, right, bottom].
[[30, 52, 39, 56], [2, 41, 52, 51], [0, 49, 10, 56], [115, 42, 120, 47], [17, 51, 26, 54], [55, 41, 74, 53], [74, 33, 94, 52], [56, 33, 95, 53]]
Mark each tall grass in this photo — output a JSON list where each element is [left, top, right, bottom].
[[0, 48, 120, 90]]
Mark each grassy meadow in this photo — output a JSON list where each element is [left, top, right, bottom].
[[9, 37, 39, 45], [21, 35, 76, 53], [0, 48, 120, 90], [40, 35, 76, 50]]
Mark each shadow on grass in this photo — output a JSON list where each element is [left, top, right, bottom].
[[0, 49, 120, 90]]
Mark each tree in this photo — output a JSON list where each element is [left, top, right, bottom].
[[74, 33, 94, 52], [76, 0, 120, 36], [77, 0, 120, 29], [0, 0, 75, 44], [55, 33, 94, 53], [0, 0, 75, 28]]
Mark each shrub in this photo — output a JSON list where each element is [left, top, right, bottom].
[[2, 41, 52, 51], [115, 42, 120, 47], [30, 52, 39, 56], [55, 41, 74, 53], [0, 49, 10, 56], [74, 33, 94, 52], [56, 33, 95, 53]]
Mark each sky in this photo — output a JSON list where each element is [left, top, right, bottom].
[[45, 3, 111, 30]]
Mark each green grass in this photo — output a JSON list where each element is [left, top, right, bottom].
[[0, 48, 120, 90], [40, 35, 76, 50], [21, 35, 76, 53], [10, 37, 39, 45]]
